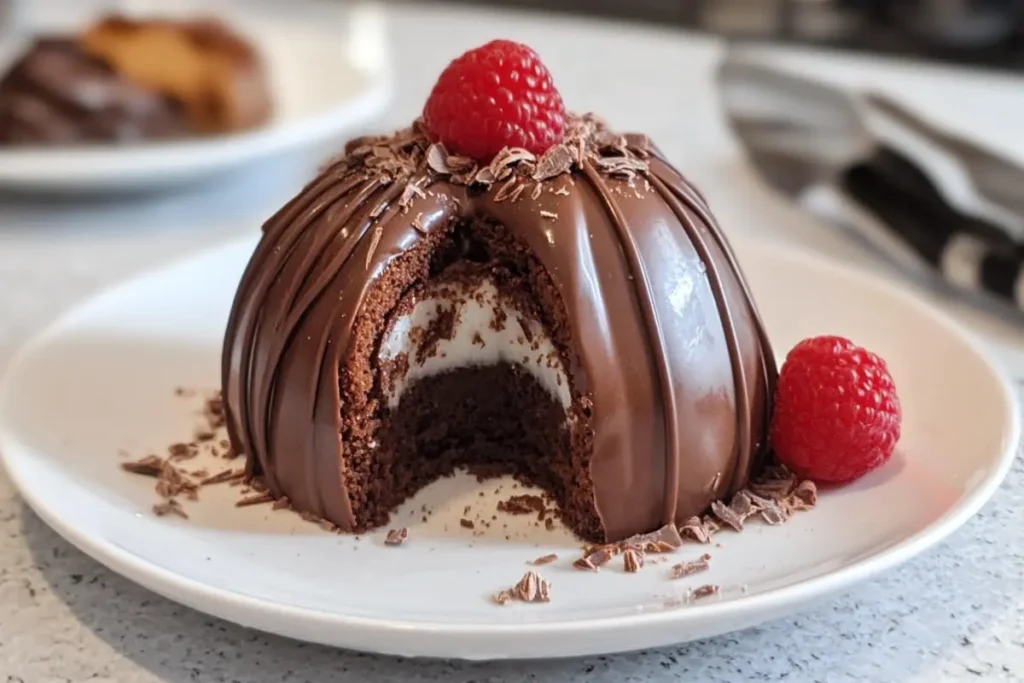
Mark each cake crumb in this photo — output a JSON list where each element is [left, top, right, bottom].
[[460, 518, 475, 529]]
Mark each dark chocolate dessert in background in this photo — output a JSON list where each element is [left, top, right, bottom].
[[222, 40, 776, 543], [0, 15, 271, 146], [0, 38, 189, 145]]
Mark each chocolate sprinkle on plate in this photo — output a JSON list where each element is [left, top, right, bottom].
[[622, 548, 644, 573], [235, 492, 274, 507], [690, 584, 721, 600], [384, 527, 409, 546], [530, 553, 558, 566], [120, 455, 164, 477], [670, 553, 712, 579]]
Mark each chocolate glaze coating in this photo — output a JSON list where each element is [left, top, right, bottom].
[[0, 38, 188, 145], [223, 116, 777, 542]]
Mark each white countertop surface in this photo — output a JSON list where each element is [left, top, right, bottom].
[[0, 2, 1022, 681]]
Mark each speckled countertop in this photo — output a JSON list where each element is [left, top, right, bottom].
[[0, 2, 1023, 681]]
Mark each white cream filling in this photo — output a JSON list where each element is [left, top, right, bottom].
[[379, 280, 571, 409]]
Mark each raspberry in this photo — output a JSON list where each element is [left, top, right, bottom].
[[422, 40, 567, 163], [769, 335, 901, 484]]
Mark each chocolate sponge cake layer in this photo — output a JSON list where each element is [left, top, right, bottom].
[[222, 116, 776, 543]]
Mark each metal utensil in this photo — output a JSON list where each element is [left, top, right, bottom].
[[718, 50, 1024, 313]]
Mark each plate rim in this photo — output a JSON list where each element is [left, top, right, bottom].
[[1, 235, 1019, 657]]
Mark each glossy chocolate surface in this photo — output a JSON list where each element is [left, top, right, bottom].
[[223, 116, 777, 541]]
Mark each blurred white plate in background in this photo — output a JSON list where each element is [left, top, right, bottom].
[[0, 1, 392, 193]]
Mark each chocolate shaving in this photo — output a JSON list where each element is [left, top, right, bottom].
[[411, 212, 426, 233], [539, 210, 558, 220], [792, 480, 818, 507], [671, 553, 711, 579], [473, 166, 497, 185], [512, 571, 551, 603], [711, 500, 744, 532], [530, 182, 543, 201], [460, 518, 475, 529], [509, 183, 527, 203], [678, 516, 711, 544], [701, 515, 721, 535], [152, 499, 188, 519], [365, 225, 384, 269], [200, 469, 242, 486], [398, 181, 426, 208], [167, 443, 192, 460], [728, 491, 757, 520], [156, 462, 197, 500], [426, 143, 450, 174], [236, 493, 274, 507], [531, 553, 558, 566], [759, 505, 788, 526], [385, 527, 409, 545], [533, 144, 574, 181], [121, 455, 164, 477], [622, 523, 684, 551], [490, 147, 535, 177], [494, 177, 518, 202], [584, 547, 613, 567], [748, 476, 796, 500], [595, 156, 648, 178], [690, 584, 720, 600], [573, 557, 598, 572], [271, 496, 291, 511], [623, 132, 652, 156], [451, 167, 478, 185], [446, 154, 475, 172], [593, 130, 627, 153], [622, 548, 644, 573]]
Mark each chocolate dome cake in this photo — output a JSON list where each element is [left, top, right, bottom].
[[223, 41, 776, 543]]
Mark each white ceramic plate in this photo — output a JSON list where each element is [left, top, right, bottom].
[[0, 3, 392, 193], [0, 236, 1017, 660]]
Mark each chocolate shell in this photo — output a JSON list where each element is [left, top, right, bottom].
[[223, 115, 777, 542]]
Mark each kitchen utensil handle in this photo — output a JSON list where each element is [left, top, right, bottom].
[[839, 145, 1024, 311]]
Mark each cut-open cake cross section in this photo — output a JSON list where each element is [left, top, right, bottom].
[[338, 219, 602, 540]]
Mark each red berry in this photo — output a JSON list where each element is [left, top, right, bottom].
[[769, 335, 901, 484], [422, 39, 567, 163]]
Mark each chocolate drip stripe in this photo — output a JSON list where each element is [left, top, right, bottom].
[[647, 171, 752, 502], [654, 166, 778, 478], [582, 161, 682, 525], [252, 179, 401, 478], [241, 179, 381, 476]]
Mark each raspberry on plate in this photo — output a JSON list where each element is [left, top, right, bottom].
[[422, 39, 567, 162], [770, 335, 901, 484]]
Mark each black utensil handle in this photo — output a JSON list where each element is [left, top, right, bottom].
[[839, 145, 1024, 310]]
